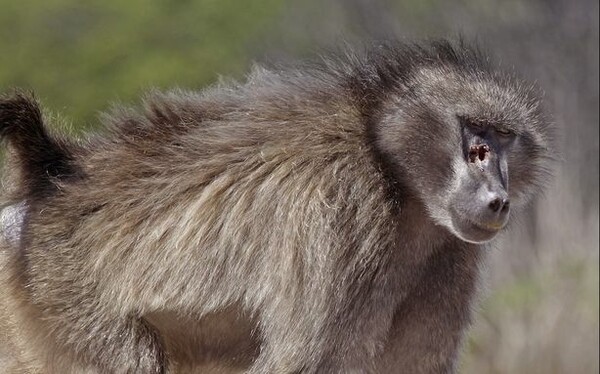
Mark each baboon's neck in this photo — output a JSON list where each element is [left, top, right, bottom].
[[398, 197, 452, 251]]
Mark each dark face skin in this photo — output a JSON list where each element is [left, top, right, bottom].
[[449, 116, 514, 243]]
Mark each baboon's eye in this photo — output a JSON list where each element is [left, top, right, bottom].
[[496, 128, 514, 137], [466, 119, 483, 128]]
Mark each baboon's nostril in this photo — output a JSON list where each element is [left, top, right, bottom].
[[468, 146, 478, 163], [489, 197, 510, 213], [478, 144, 490, 161], [488, 198, 501, 212]]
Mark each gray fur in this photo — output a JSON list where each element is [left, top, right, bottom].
[[0, 40, 554, 373]]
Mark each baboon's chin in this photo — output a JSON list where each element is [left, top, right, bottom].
[[452, 225, 499, 244], [448, 210, 503, 244]]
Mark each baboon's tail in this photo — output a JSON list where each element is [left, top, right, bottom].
[[0, 92, 79, 199]]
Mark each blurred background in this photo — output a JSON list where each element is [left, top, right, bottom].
[[0, 0, 597, 372]]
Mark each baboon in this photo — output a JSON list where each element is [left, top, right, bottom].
[[0, 40, 554, 373]]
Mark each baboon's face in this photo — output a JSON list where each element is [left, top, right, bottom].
[[375, 67, 552, 244], [444, 116, 514, 243]]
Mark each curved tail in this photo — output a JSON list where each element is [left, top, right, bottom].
[[0, 92, 79, 199]]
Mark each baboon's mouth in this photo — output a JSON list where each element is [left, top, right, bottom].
[[449, 208, 506, 244], [478, 221, 505, 231]]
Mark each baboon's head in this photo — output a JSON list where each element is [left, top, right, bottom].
[[370, 44, 554, 244]]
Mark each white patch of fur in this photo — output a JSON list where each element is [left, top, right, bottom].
[[1, 202, 26, 247]]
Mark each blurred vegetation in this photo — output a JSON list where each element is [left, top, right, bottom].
[[0, 0, 282, 128], [0, 0, 597, 373]]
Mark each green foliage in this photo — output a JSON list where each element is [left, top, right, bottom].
[[0, 0, 282, 128]]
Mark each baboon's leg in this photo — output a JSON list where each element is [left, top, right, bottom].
[[373, 243, 481, 374], [33, 286, 167, 373], [244, 290, 390, 373]]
